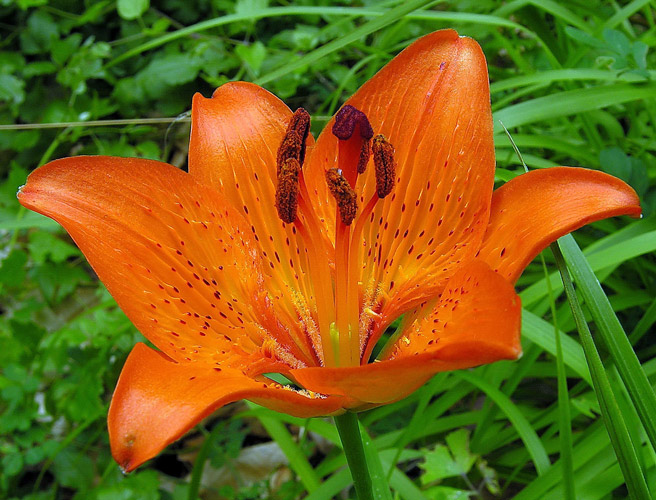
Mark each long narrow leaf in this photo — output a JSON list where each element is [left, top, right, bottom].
[[493, 83, 656, 133], [255, 0, 438, 86], [521, 228, 656, 307], [551, 242, 651, 499], [456, 371, 551, 475], [247, 403, 320, 493], [559, 234, 656, 455], [541, 255, 575, 499]]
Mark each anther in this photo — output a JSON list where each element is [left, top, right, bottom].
[[277, 108, 311, 173], [357, 138, 371, 174], [286, 108, 311, 164], [332, 105, 374, 141], [372, 134, 395, 198], [326, 168, 358, 225], [276, 133, 301, 175], [275, 158, 301, 223]]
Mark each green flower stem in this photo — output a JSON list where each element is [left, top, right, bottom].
[[334, 411, 375, 500]]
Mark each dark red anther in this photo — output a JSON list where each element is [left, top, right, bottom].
[[332, 105, 374, 141]]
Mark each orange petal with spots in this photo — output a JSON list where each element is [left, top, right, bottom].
[[477, 167, 642, 284], [110, 343, 345, 472], [306, 29, 495, 320], [18, 156, 315, 367], [291, 260, 521, 405], [189, 82, 325, 343]]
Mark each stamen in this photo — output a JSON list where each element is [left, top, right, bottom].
[[332, 105, 374, 141], [276, 132, 301, 175], [372, 134, 395, 198], [275, 158, 301, 223], [286, 108, 311, 164], [326, 168, 358, 225], [276, 108, 311, 173], [357, 138, 371, 174]]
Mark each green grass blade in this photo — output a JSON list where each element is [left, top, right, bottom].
[[471, 346, 541, 452], [255, 0, 438, 86], [106, 6, 388, 68], [541, 255, 575, 499], [304, 468, 351, 500], [490, 68, 654, 94], [558, 234, 656, 457], [522, 310, 591, 384], [493, 83, 656, 134], [359, 421, 394, 500], [513, 421, 606, 500], [551, 241, 651, 499], [602, 0, 654, 29], [521, 228, 656, 308], [247, 403, 320, 493], [528, 0, 590, 32], [629, 296, 656, 345], [455, 371, 551, 475], [387, 464, 428, 500], [187, 422, 225, 500]]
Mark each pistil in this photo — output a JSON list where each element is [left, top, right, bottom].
[[325, 168, 358, 365], [327, 105, 375, 366]]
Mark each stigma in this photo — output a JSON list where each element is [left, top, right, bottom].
[[327, 104, 396, 220]]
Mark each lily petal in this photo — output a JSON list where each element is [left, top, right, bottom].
[[189, 82, 324, 345], [477, 167, 642, 283], [291, 260, 521, 405], [18, 156, 312, 367], [110, 343, 345, 472], [306, 29, 495, 317]]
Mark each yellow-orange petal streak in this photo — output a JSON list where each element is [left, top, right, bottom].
[[109, 343, 345, 472], [305, 30, 495, 327], [291, 260, 521, 405], [477, 167, 642, 284], [17, 156, 312, 368], [189, 83, 325, 349]]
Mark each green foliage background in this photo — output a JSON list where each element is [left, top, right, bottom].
[[1, 0, 655, 499]]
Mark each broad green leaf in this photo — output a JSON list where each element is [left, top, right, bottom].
[[51, 448, 95, 490], [117, 0, 149, 20]]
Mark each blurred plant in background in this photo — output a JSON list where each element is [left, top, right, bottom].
[[1, 1, 655, 499]]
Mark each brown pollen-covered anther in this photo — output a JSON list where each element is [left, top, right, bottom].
[[275, 158, 301, 224], [357, 138, 371, 174], [286, 108, 311, 164], [275, 108, 311, 223], [276, 133, 301, 176], [372, 134, 395, 198], [326, 168, 358, 225], [277, 108, 311, 172]]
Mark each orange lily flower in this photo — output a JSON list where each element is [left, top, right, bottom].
[[18, 29, 641, 472]]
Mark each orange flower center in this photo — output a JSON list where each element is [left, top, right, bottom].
[[275, 106, 396, 368]]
